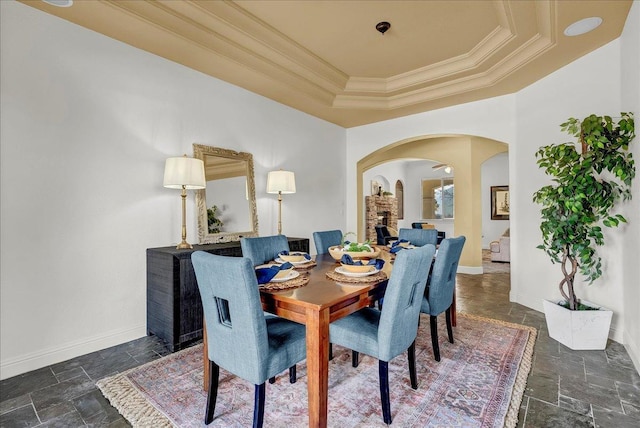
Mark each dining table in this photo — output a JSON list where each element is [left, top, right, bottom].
[[201, 244, 456, 428]]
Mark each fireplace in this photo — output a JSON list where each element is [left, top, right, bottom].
[[365, 196, 398, 242]]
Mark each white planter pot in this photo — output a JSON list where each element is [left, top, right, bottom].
[[542, 299, 613, 350]]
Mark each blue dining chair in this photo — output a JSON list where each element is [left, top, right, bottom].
[[192, 251, 307, 427], [420, 236, 466, 362], [329, 244, 436, 425], [312, 229, 342, 254], [240, 234, 290, 266], [398, 227, 438, 247]]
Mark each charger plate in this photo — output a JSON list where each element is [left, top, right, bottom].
[[259, 273, 310, 291], [326, 270, 387, 283]]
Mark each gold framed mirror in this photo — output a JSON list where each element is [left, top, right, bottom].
[[193, 144, 258, 243]]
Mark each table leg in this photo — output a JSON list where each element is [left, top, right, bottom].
[[451, 289, 457, 327], [306, 307, 330, 428]]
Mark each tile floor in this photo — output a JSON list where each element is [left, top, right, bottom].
[[1, 257, 639, 427]]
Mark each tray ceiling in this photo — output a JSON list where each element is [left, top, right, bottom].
[[21, 0, 633, 127]]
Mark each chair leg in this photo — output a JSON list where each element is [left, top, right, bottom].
[[408, 340, 418, 389], [253, 383, 266, 428], [268, 376, 275, 384], [352, 350, 359, 368], [445, 307, 454, 344], [205, 360, 219, 424], [329, 343, 333, 360], [430, 315, 440, 362], [378, 361, 392, 425], [289, 365, 297, 383]]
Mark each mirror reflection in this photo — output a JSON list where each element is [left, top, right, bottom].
[[422, 178, 455, 219], [193, 144, 258, 243]]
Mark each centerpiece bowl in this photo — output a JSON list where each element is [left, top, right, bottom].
[[328, 245, 380, 262]]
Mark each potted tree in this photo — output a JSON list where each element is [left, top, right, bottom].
[[533, 112, 635, 350]]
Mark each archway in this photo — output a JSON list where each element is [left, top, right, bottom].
[[357, 134, 508, 271]]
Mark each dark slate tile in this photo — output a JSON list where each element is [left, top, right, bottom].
[[129, 349, 163, 366], [585, 359, 640, 385], [524, 397, 594, 428], [593, 405, 640, 428], [532, 354, 586, 381], [622, 402, 640, 418], [0, 404, 40, 428], [586, 373, 618, 390], [81, 353, 140, 381], [516, 396, 529, 428], [0, 366, 58, 402], [71, 389, 119, 423], [524, 371, 559, 404], [560, 376, 624, 413], [559, 394, 592, 416], [617, 381, 640, 408], [39, 409, 86, 427], [0, 393, 31, 416], [31, 376, 96, 413], [37, 400, 76, 423], [55, 366, 87, 383], [605, 342, 636, 369]]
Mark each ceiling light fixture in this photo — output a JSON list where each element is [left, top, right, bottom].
[[376, 21, 391, 35], [42, 0, 74, 7], [564, 17, 603, 37]]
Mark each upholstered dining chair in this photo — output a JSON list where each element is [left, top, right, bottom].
[[240, 234, 290, 266], [312, 229, 342, 254], [375, 225, 397, 245], [398, 227, 438, 247], [329, 244, 436, 425], [191, 251, 307, 427], [420, 236, 466, 362]]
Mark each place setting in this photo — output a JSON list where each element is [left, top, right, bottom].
[[326, 254, 387, 283], [275, 250, 317, 269], [255, 258, 311, 291]]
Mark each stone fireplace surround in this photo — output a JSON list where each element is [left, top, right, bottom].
[[365, 196, 398, 243]]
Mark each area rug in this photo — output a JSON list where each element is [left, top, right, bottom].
[[97, 314, 535, 427]]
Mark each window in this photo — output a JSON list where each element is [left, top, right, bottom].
[[421, 178, 454, 219]]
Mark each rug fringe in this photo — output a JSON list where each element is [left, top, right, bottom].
[[459, 313, 537, 428], [97, 364, 175, 427]]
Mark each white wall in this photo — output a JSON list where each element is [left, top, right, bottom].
[[620, 0, 640, 372], [0, 1, 345, 379], [346, 38, 637, 351]]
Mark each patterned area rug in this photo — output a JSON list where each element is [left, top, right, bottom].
[[97, 314, 535, 427]]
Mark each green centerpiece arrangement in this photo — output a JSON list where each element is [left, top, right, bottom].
[[328, 232, 380, 261]]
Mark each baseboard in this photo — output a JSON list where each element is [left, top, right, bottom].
[[458, 265, 483, 274], [0, 325, 147, 380], [624, 331, 640, 374]]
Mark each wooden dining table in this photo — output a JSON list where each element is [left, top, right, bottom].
[[202, 245, 456, 427]]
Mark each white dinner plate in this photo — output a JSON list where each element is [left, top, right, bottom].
[[275, 257, 312, 265], [269, 270, 300, 283], [335, 266, 380, 277]]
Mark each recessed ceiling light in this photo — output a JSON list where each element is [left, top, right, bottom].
[[564, 17, 603, 37], [42, 0, 73, 7]]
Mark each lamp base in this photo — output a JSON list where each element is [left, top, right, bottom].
[[176, 241, 193, 250]]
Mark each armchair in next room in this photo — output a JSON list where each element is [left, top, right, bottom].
[[490, 229, 510, 262]]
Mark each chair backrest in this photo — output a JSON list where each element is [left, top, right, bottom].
[[398, 228, 438, 247], [240, 235, 290, 266], [192, 251, 270, 384], [312, 229, 342, 254], [378, 244, 436, 361], [375, 225, 391, 245], [425, 236, 466, 315]]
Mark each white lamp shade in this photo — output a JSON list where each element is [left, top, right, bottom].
[[163, 156, 206, 189], [267, 170, 296, 194]]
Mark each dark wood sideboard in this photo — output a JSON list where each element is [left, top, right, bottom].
[[146, 237, 310, 351]]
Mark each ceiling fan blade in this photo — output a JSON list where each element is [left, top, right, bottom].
[[432, 163, 447, 170]]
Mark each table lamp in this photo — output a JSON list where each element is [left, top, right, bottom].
[[266, 170, 296, 235], [163, 155, 206, 249]]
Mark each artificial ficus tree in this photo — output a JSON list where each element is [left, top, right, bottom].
[[533, 113, 635, 310]]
